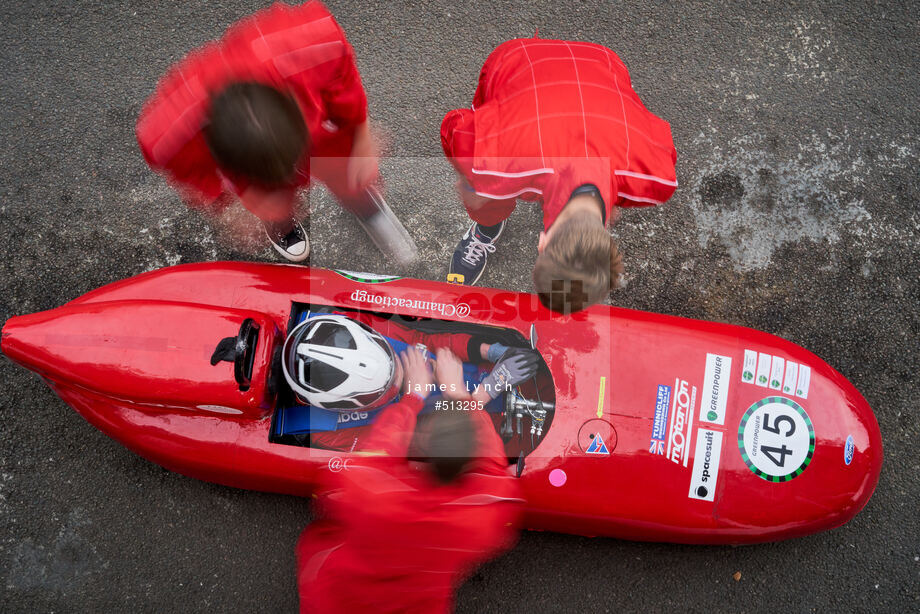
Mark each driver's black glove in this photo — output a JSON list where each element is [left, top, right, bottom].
[[480, 348, 540, 399]]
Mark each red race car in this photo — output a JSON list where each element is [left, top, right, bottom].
[[1, 262, 882, 544]]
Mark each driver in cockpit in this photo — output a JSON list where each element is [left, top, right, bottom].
[[281, 312, 539, 450]]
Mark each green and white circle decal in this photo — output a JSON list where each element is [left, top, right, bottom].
[[334, 270, 402, 283], [738, 396, 815, 482]]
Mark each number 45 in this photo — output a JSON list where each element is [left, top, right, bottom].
[[761, 412, 796, 467]]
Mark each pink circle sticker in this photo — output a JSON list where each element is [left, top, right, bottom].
[[549, 469, 567, 487]]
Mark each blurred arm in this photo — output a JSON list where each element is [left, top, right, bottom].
[[358, 393, 425, 458]]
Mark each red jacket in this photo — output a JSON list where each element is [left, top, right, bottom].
[[136, 1, 367, 207], [296, 394, 523, 614], [310, 312, 476, 451], [441, 38, 678, 229]]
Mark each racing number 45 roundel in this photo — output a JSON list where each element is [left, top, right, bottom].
[[738, 397, 815, 482]]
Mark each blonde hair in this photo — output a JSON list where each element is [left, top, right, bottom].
[[533, 214, 623, 314]]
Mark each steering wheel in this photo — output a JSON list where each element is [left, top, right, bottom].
[[210, 318, 261, 392]]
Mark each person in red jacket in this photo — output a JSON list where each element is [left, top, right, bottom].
[[295, 347, 523, 614], [136, 2, 416, 264], [442, 38, 677, 312]]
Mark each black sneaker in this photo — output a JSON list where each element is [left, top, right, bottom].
[[265, 221, 310, 263], [447, 221, 505, 285]]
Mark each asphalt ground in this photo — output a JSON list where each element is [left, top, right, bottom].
[[1, 1, 918, 612]]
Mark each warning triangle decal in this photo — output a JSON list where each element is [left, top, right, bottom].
[[586, 433, 610, 455]]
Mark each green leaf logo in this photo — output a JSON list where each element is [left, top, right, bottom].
[[783, 385, 790, 392], [771, 379, 780, 387], [707, 410, 718, 421], [743, 371, 753, 381], [759, 375, 767, 384]]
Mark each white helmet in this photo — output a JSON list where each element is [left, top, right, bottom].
[[282, 314, 399, 411]]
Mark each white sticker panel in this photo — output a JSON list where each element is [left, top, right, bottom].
[[782, 362, 798, 396], [769, 356, 785, 390], [742, 350, 758, 384], [756, 353, 771, 387], [688, 429, 723, 501], [796, 365, 811, 399], [700, 354, 732, 425]]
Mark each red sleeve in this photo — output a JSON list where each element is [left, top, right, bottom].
[[318, 28, 368, 127], [310, 425, 371, 452], [472, 43, 502, 109], [135, 44, 227, 207], [243, 2, 368, 127], [350, 312, 474, 361], [417, 330, 473, 361], [440, 108, 475, 180], [359, 394, 425, 458], [467, 407, 509, 475], [137, 1, 369, 206]]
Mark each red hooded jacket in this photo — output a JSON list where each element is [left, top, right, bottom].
[[136, 1, 367, 208], [296, 393, 523, 613]]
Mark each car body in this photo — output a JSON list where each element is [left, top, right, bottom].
[[1, 262, 882, 544]]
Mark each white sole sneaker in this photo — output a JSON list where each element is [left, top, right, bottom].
[[265, 221, 310, 263]]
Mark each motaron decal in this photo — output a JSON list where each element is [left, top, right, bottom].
[[700, 354, 731, 425], [666, 378, 697, 467], [688, 429, 723, 501], [738, 397, 815, 482]]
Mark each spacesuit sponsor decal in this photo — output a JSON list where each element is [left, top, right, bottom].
[[738, 397, 815, 482], [688, 429, 723, 501]]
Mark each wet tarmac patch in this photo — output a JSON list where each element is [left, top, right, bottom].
[[687, 131, 872, 270], [6, 509, 102, 593]]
